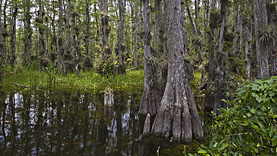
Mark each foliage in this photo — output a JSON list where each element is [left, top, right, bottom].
[[185, 77, 277, 155]]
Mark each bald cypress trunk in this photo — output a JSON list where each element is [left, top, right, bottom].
[[243, 10, 253, 79], [267, 3, 277, 76], [151, 0, 203, 142], [84, 0, 92, 69], [139, 0, 162, 116], [50, 0, 57, 64], [117, 0, 126, 74], [73, 0, 81, 75], [23, 0, 32, 66], [254, 0, 269, 79], [10, 3, 18, 66], [0, 0, 2, 83], [58, 0, 64, 72], [39, 0, 46, 71], [204, 0, 217, 112], [64, 0, 74, 73]]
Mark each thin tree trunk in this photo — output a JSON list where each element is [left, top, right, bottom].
[[58, 0, 64, 72], [100, 0, 109, 48], [23, 0, 32, 66], [84, 0, 92, 69], [185, 0, 203, 62], [117, 0, 126, 74], [73, 0, 81, 75], [243, 13, 252, 78], [213, 0, 229, 115], [50, 0, 57, 64], [0, 0, 2, 82], [132, 0, 138, 68], [10, 3, 18, 66], [2, 0, 7, 63], [151, 0, 203, 142], [39, 0, 46, 71], [64, 0, 73, 73], [267, 2, 277, 76], [254, 0, 269, 79], [204, 0, 216, 112]]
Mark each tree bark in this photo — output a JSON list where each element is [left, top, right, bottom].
[[2, 0, 7, 64], [243, 13, 253, 79], [254, 0, 269, 79], [39, 0, 46, 71], [213, 0, 229, 115], [58, 0, 64, 73], [181, 0, 188, 54], [267, 2, 277, 76], [132, 0, 138, 68], [84, 0, 92, 69], [64, 0, 74, 73], [117, 0, 126, 74], [23, 0, 32, 66], [50, 0, 57, 64], [204, 0, 216, 112], [73, 0, 81, 75], [10, 2, 18, 66], [185, 0, 202, 62], [0, 0, 2, 83], [151, 0, 204, 142], [139, 0, 162, 116], [100, 0, 109, 48]]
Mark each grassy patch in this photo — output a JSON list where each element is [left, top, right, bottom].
[[1, 66, 144, 93]]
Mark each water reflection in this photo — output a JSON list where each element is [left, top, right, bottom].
[[0, 90, 190, 156]]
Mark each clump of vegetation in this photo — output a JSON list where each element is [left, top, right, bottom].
[[1, 65, 144, 93], [186, 77, 277, 155]]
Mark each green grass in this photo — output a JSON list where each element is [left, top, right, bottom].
[[1, 66, 144, 93]]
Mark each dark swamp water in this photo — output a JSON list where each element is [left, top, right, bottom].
[[0, 89, 206, 156]]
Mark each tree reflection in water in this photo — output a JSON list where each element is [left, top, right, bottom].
[[0, 90, 186, 156]]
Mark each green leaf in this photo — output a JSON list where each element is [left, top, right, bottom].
[[268, 126, 274, 138], [198, 149, 207, 154]]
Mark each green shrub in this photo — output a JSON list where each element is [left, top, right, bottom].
[[187, 77, 277, 156]]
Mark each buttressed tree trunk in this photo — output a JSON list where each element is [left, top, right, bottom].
[[139, 0, 162, 116], [151, 0, 204, 142], [254, 0, 269, 79]]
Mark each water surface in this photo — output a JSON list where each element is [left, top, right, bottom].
[[0, 89, 187, 156]]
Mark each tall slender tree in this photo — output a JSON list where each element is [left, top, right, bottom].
[[132, 0, 138, 68], [23, 0, 32, 66], [50, 0, 57, 64], [0, 0, 3, 83], [84, 0, 92, 69], [58, 0, 64, 72], [73, 0, 81, 75], [64, 0, 74, 73], [117, 0, 126, 74], [39, 0, 46, 71], [10, 2, 18, 66]]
